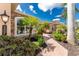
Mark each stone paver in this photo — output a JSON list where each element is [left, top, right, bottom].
[[40, 33, 68, 56], [41, 33, 79, 56], [59, 42, 79, 56]]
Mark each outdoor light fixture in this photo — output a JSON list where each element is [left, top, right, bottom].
[[1, 10, 9, 24], [0, 10, 9, 35]]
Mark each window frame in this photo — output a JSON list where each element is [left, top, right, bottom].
[[14, 17, 27, 36]]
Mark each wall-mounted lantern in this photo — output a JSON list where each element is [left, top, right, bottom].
[[0, 10, 9, 35]]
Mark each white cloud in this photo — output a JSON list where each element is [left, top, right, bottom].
[[56, 15, 62, 17], [29, 5, 34, 11], [29, 5, 37, 14], [32, 10, 37, 14], [16, 4, 22, 12], [52, 18, 60, 21], [76, 19, 79, 22], [38, 3, 62, 12]]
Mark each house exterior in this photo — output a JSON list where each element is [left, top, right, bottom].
[[0, 3, 11, 36], [0, 3, 28, 36], [49, 20, 63, 31], [0, 3, 65, 36]]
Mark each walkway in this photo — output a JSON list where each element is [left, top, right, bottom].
[[41, 33, 79, 56], [38, 33, 68, 56], [59, 42, 79, 56]]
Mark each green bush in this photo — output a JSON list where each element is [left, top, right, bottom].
[[76, 28, 79, 34], [37, 22, 50, 34], [32, 42, 40, 47], [56, 24, 67, 34], [76, 33, 79, 40], [37, 25, 44, 34], [0, 35, 15, 41], [52, 31, 66, 41], [0, 36, 41, 56], [37, 37, 44, 46], [34, 34, 45, 46]]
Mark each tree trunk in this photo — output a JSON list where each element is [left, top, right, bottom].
[[67, 3, 76, 45], [28, 26, 32, 40]]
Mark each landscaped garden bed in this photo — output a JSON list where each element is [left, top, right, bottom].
[[51, 24, 67, 43], [0, 16, 49, 56], [0, 35, 47, 56]]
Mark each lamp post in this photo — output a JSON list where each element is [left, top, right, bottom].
[[0, 10, 9, 35]]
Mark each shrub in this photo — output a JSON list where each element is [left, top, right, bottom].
[[37, 25, 44, 34], [76, 28, 79, 34], [56, 24, 67, 34], [76, 33, 79, 40], [0, 35, 15, 48], [52, 31, 66, 41], [32, 42, 40, 47], [37, 37, 44, 46], [37, 22, 50, 34], [35, 34, 45, 46], [0, 36, 41, 56], [32, 34, 45, 47], [0, 35, 15, 41]]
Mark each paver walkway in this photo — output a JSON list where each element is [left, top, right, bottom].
[[38, 33, 68, 56], [59, 42, 79, 56], [42, 33, 79, 56]]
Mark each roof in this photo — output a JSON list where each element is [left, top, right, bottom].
[[49, 20, 61, 25], [14, 10, 28, 17], [11, 3, 29, 19]]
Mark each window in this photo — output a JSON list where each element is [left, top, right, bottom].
[[15, 17, 29, 36]]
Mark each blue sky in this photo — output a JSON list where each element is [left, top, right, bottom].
[[16, 3, 79, 24]]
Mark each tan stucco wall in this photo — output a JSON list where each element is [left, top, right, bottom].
[[0, 3, 11, 35]]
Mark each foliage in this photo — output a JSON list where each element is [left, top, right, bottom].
[[56, 24, 67, 33], [0, 35, 15, 41], [37, 24, 44, 34], [33, 34, 45, 47], [42, 22, 50, 29], [61, 8, 67, 19], [61, 4, 67, 19], [75, 28, 79, 40], [76, 28, 79, 33], [52, 31, 66, 41], [20, 16, 40, 39], [21, 16, 40, 26], [76, 33, 79, 40], [37, 22, 50, 34], [0, 36, 40, 56], [32, 42, 40, 47]]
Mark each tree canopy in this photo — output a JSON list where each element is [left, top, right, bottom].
[[20, 16, 40, 27]]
